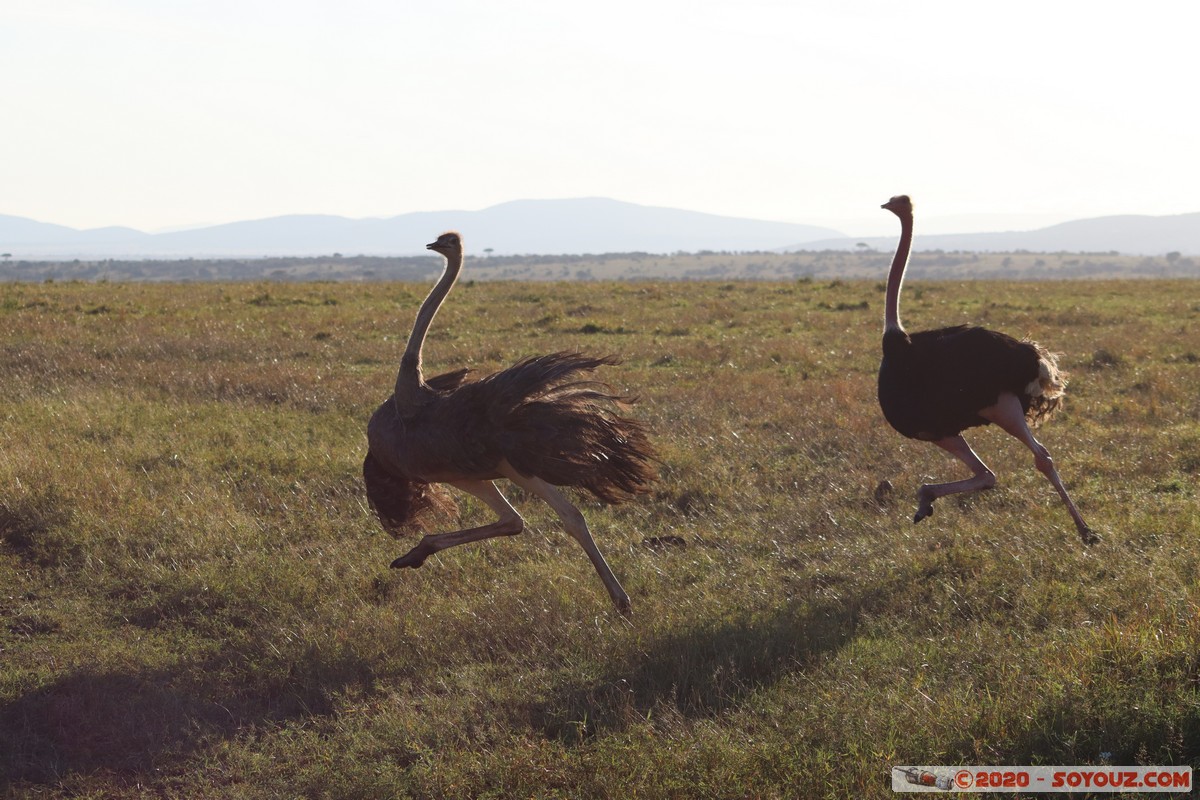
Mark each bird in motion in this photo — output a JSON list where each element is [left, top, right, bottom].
[[363, 231, 657, 614], [876, 195, 1097, 544]]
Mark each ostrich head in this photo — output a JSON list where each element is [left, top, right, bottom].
[[881, 195, 913, 217], [426, 231, 463, 255]]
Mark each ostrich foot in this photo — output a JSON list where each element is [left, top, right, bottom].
[[1079, 526, 1102, 546], [913, 488, 935, 523], [390, 548, 429, 569]]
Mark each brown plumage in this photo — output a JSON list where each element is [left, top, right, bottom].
[[363, 231, 657, 615], [878, 195, 1097, 544], [365, 352, 656, 529]]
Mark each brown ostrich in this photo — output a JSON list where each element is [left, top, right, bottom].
[[363, 231, 657, 614], [877, 195, 1098, 544]]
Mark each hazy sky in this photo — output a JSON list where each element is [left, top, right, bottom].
[[3, 0, 1196, 236]]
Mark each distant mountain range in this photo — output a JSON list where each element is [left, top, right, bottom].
[[2, 198, 1198, 258], [0, 198, 840, 259], [797, 212, 1200, 256]]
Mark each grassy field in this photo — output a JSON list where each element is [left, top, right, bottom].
[[0, 278, 1197, 798]]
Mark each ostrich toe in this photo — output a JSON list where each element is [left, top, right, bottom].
[[391, 549, 428, 569]]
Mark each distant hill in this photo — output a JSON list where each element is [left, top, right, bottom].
[[4, 200, 1198, 259], [792, 212, 1200, 255], [0, 198, 843, 259]]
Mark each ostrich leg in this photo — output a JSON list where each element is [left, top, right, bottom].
[[914, 435, 996, 522], [980, 393, 1099, 544], [391, 479, 524, 568], [502, 464, 632, 616]]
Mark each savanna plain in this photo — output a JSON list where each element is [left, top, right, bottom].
[[1, 277, 1198, 798]]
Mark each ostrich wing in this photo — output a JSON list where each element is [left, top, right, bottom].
[[909, 325, 1040, 404], [363, 451, 458, 536], [426, 367, 471, 394]]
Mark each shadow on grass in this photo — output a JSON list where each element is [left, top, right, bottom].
[[533, 593, 864, 743], [0, 639, 376, 787], [939, 669, 1200, 768]]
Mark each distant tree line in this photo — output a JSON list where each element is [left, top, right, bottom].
[[0, 250, 1195, 283]]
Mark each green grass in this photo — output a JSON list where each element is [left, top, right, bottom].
[[1, 278, 1198, 798]]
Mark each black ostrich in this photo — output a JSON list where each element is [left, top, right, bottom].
[[363, 231, 657, 615], [877, 196, 1097, 543]]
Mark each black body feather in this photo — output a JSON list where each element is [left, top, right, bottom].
[[878, 325, 1049, 441]]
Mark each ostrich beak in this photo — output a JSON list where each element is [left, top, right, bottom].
[[426, 242, 438, 250]]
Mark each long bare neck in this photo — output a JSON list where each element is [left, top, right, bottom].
[[884, 212, 913, 333], [394, 248, 462, 410]]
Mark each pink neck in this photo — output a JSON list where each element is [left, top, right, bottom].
[[395, 248, 462, 409], [884, 212, 913, 333]]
